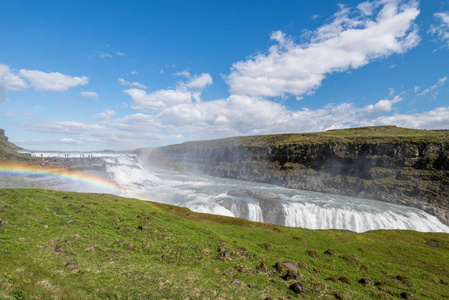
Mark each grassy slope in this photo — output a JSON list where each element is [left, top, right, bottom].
[[0, 140, 33, 163], [170, 126, 449, 149], [1, 189, 449, 299]]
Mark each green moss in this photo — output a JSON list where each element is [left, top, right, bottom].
[[1, 188, 448, 299], [160, 126, 449, 150]]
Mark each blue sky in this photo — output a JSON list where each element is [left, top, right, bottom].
[[1, 0, 449, 151]]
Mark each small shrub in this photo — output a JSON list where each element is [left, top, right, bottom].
[[324, 249, 336, 256], [333, 291, 345, 299], [297, 262, 310, 273], [338, 253, 361, 265], [396, 275, 412, 286], [326, 276, 338, 282], [339, 276, 351, 285], [360, 264, 369, 272], [260, 242, 273, 251], [306, 249, 319, 258], [11, 290, 25, 300]]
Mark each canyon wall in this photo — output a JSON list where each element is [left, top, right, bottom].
[[138, 127, 449, 224]]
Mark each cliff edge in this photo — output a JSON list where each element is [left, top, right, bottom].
[[0, 129, 33, 162], [140, 126, 449, 225]]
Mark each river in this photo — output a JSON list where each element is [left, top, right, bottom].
[[4, 151, 449, 233]]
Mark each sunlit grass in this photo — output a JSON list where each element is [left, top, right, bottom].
[[1, 188, 448, 299]]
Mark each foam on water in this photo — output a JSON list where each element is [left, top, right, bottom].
[[247, 203, 264, 222], [283, 202, 448, 232], [8, 151, 449, 233]]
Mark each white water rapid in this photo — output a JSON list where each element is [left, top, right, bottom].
[[7, 151, 449, 233]]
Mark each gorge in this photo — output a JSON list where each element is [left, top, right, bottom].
[[139, 126, 449, 225]]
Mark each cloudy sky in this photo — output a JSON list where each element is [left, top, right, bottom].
[[1, 0, 449, 151]]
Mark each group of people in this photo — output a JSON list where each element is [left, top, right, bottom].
[[33, 152, 94, 167]]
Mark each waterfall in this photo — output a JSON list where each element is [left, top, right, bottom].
[[8, 151, 449, 233]]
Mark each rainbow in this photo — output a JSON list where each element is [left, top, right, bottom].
[[0, 163, 135, 198]]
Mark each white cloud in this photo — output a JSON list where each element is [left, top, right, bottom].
[[185, 73, 213, 90], [97, 52, 113, 59], [116, 52, 125, 56], [0, 64, 27, 102], [19, 69, 88, 92], [80, 91, 99, 99], [118, 77, 147, 89], [227, 0, 420, 98], [126, 88, 192, 111], [358, 95, 402, 119], [3, 111, 37, 117], [95, 109, 116, 119], [361, 107, 449, 129], [416, 76, 447, 98], [157, 95, 407, 139], [430, 12, 449, 47], [125, 72, 213, 111], [22, 91, 449, 150], [174, 70, 191, 77]]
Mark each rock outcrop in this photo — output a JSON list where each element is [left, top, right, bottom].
[[138, 126, 449, 225], [227, 190, 285, 225], [0, 129, 23, 150]]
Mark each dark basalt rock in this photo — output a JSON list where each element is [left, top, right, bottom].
[[230, 279, 241, 286], [358, 277, 373, 285], [227, 190, 285, 225], [258, 261, 268, 273], [275, 261, 298, 279], [142, 127, 449, 225], [289, 282, 305, 294], [217, 248, 230, 259], [216, 198, 250, 220]]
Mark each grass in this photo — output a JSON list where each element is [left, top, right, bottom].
[[163, 126, 449, 150], [1, 188, 449, 299], [0, 143, 33, 163]]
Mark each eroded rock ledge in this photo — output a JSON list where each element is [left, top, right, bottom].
[[137, 126, 449, 225]]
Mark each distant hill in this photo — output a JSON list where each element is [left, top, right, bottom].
[[0, 129, 33, 162]]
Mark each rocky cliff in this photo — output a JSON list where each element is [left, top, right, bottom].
[[0, 129, 33, 162], [138, 126, 449, 225], [0, 129, 23, 151]]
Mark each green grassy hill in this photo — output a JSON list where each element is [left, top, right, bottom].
[[167, 126, 449, 149], [0, 144, 33, 163], [0, 130, 33, 163], [1, 189, 448, 299]]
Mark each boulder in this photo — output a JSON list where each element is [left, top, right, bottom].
[[358, 277, 372, 286], [258, 261, 268, 273], [217, 248, 231, 259], [275, 261, 298, 280], [230, 279, 241, 286], [289, 282, 305, 294], [216, 198, 250, 220], [227, 190, 285, 225], [54, 245, 65, 252]]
